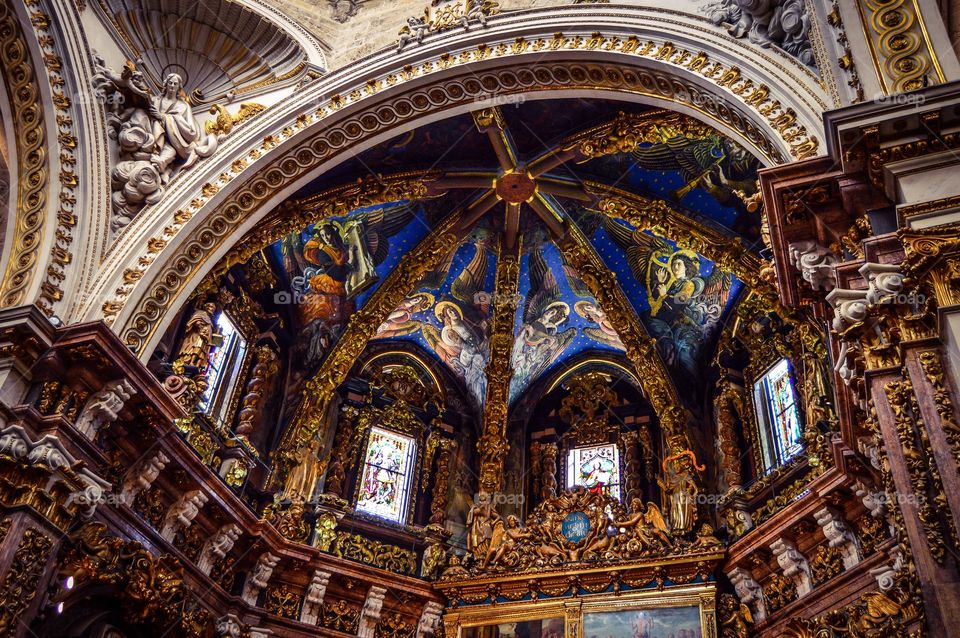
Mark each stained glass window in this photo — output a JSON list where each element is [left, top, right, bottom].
[[356, 427, 416, 523], [755, 359, 803, 471], [566, 444, 621, 499], [198, 312, 247, 425]]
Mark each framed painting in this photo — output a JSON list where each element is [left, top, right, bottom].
[[444, 584, 716, 638]]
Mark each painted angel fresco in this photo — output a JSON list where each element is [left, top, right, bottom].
[[563, 262, 626, 352], [373, 240, 492, 406], [630, 128, 761, 238], [279, 203, 418, 367], [604, 218, 733, 379], [509, 247, 576, 401]]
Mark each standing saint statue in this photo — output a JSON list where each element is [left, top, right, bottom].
[[466, 492, 503, 566], [658, 435, 705, 534], [174, 301, 217, 372]]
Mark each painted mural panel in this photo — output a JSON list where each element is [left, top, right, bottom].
[[271, 201, 432, 369], [585, 214, 742, 389], [371, 233, 497, 408], [583, 607, 702, 638], [509, 239, 626, 404]]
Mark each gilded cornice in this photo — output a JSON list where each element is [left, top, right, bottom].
[[108, 22, 824, 352], [0, 0, 48, 308]]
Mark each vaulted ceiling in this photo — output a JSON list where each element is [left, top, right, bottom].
[[197, 98, 765, 415]]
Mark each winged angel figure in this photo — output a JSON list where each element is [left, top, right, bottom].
[[283, 203, 417, 365], [509, 248, 576, 401], [630, 127, 761, 238], [604, 218, 733, 378], [374, 240, 491, 405]]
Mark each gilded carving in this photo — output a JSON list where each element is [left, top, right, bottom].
[[58, 522, 210, 635], [429, 439, 456, 526], [918, 350, 960, 466], [857, 0, 944, 93], [330, 532, 417, 575], [276, 213, 460, 492], [321, 600, 360, 634], [713, 378, 746, 491], [478, 239, 520, 493], [884, 379, 951, 563], [0, 0, 48, 309], [0, 528, 53, 635], [558, 223, 684, 435], [205, 103, 266, 137], [764, 573, 797, 612], [782, 571, 920, 637], [717, 593, 753, 638], [119, 45, 811, 345], [265, 584, 303, 619], [458, 487, 720, 575], [810, 544, 845, 585]]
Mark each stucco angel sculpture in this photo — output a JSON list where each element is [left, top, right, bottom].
[[92, 54, 220, 232]]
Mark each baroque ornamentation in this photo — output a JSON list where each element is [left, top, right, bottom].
[[92, 55, 221, 232], [58, 522, 212, 635], [478, 239, 520, 492], [856, 0, 944, 93], [458, 487, 720, 575], [117, 40, 817, 343], [275, 213, 460, 492], [0, 0, 48, 309], [884, 379, 953, 563], [0, 527, 54, 635], [330, 532, 417, 575], [397, 0, 500, 51], [918, 349, 960, 466], [701, 0, 815, 67], [24, 0, 80, 314], [558, 223, 684, 436]]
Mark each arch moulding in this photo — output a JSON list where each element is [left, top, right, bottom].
[[81, 6, 829, 358]]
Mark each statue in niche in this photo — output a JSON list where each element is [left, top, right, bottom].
[[283, 441, 326, 502], [658, 436, 704, 534], [174, 302, 217, 372], [92, 55, 220, 232]]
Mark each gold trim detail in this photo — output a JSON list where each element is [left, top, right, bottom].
[[275, 213, 461, 490], [478, 237, 520, 493], [559, 222, 683, 434], [0, 0, 48, 308], [857, 0, 945, 93]]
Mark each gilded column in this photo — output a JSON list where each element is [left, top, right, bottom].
[[713, 378, 745, 492], [540, 443, 559, 501], [621, 431, 643, 503], [235, 344, 279, 440], [428, 439, 457, 526], [478, 238, 520, 493]]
